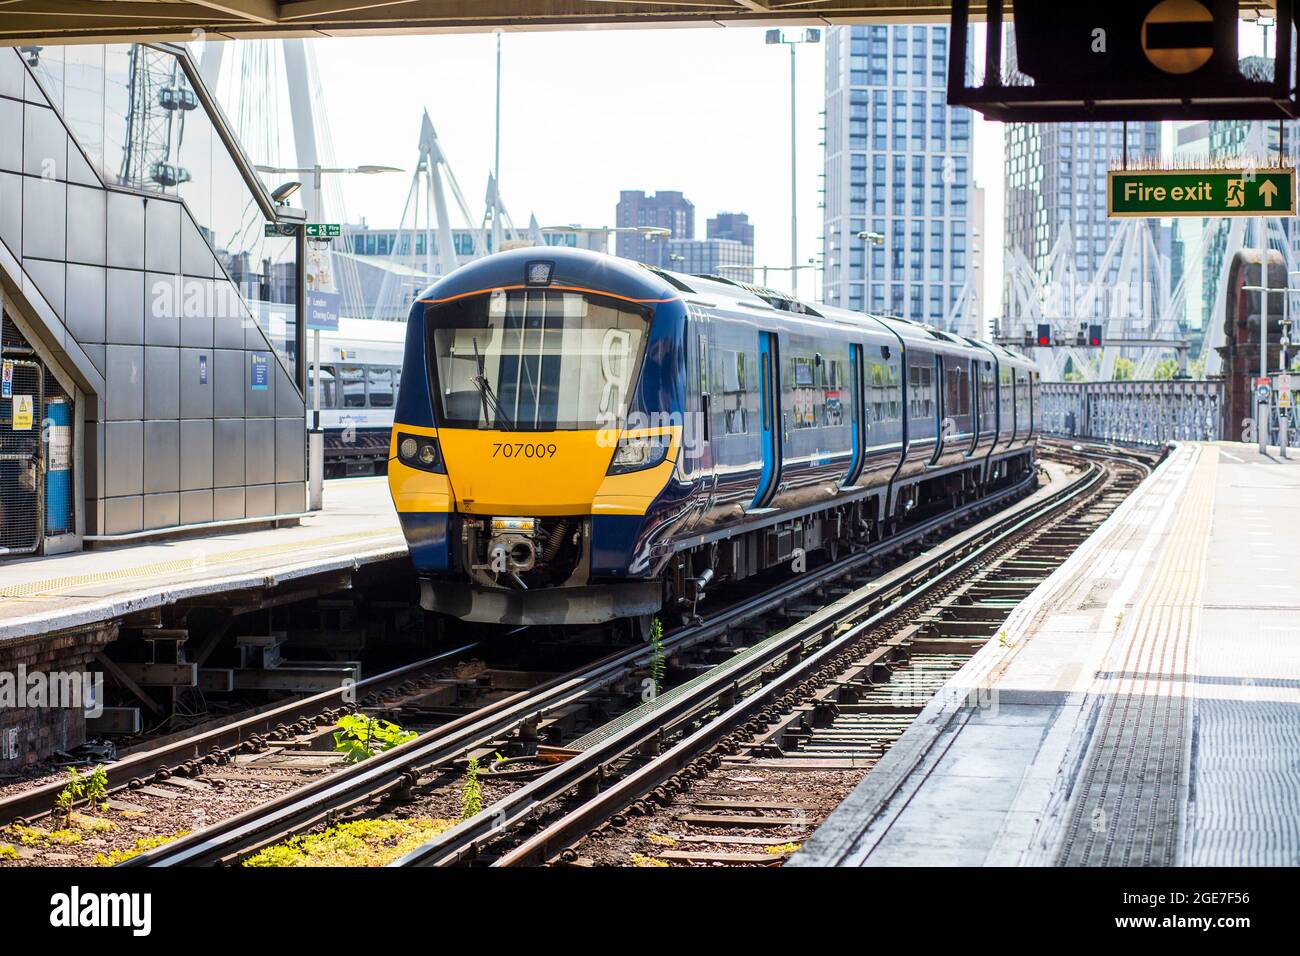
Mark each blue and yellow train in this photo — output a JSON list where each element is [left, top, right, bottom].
[[389, 247, 1040, 627]]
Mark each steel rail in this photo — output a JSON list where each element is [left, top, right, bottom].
[[396, 459, 1112, 867], [129, 470, 1040, 867], [0, 641, 481, 826]]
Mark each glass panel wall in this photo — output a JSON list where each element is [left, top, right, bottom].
[[27, 43, 298, 381]]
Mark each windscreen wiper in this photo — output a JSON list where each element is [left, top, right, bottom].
[[470, 337, 515, 431]]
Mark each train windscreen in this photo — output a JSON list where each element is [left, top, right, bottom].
[[427, 288, 649, 431]]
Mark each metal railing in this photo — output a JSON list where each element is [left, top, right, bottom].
[[1042, 381, 1224, 446]]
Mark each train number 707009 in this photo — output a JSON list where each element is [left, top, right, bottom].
[[492, 442, 559, 459]]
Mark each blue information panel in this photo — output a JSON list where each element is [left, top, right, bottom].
[[250, 351, 271, 391], [306, 291, 341, 332]]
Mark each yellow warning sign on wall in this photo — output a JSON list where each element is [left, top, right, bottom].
[[12, 394, 33, 430]]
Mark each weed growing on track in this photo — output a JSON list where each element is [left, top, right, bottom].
[[53, 764, 111, 828], [649, 616, 665, 696], [242, 818, 454, 867], [93, 832, 188, 866], [461, 755, 483, 820], [629, 852, 668, 867], [333, 714, 418, 763]]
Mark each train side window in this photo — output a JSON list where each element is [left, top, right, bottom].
[[310, 365, 338, 408], [720, 349, 750, 435], [340, 365, 366, 408], [368, 366, 394, 407]]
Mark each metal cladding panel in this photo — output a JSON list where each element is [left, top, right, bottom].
[[213, 284, 246, 348], [22, 102, 66, 179], [179, 488, 214, 525], [213, 485, 245, 521], [144, 198, 180, 275], [0, 97, 19, 170], [180, 278, 214, 348], [398, 512, 451, 571], [85, 420, 103, 499], [244, 483, 275, 518], [212, 348, 244, 418], [66, 141, 99, 188], [180, 212, 214, 278], [179, 418, 213, 491], [142, 492, 179, 530], [103, 420, 143, 497], [105, 267, 144, 344], [0, 171, 20, 253], [275, 417, 305, 483], [179, 348, 214, 419], [212, 419, 245, 487], [275, 481, 304, 515], [0, 51, 19, 98], [274, 360, 303, 417], [22, 175, 65, 261], [143, 345, 180, 420], [64, 262, 106, 347], [244, 350, 275, 418], [25, 257, 65, 317], [66, 186, 106, 266], [144, 272, 180, 346], [104, 495, 142, 535], [105, 191, 144, 271], [142, 419, 180, 494], [244, 417, 275, 485], [83, 343, 105, 377], [104, 345, 143, 420]]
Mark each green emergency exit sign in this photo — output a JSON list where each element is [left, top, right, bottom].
[[1109, 168, 1295, 218]]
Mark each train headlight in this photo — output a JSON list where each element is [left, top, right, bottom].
[[606, 434, 672, 475], [396, 432, 445, 473]]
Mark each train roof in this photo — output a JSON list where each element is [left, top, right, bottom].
[[415, 247, 1037, 372]]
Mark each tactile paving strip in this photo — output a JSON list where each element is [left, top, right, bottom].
[[1054, 447, 1216, 866]]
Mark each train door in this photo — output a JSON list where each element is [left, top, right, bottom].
[[750, 331, 781, 510], [843, 342, 866, 488]]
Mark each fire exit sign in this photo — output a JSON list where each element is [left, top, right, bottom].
[[1108, 168, 1295, 217]]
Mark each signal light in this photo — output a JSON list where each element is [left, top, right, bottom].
[[1088, 324, 1104, 347], [1036, 323, 1052, 347]]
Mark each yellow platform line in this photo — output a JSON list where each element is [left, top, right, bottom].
[[0, 527, 404, 600]]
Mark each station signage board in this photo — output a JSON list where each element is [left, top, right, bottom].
[[1108, 168, 1295, 218], [306, 291, 341, 332]]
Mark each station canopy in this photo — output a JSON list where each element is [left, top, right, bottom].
[[0, 1, 1105, 44]]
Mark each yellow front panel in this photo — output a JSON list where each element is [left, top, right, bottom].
[[437, 429, 616, 515], [387, 425, 453, 514]]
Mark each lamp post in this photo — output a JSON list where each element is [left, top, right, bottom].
[[767, 27, 821, 299], [256, 162, 401, 511]]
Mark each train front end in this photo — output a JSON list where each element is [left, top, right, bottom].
[[388, 248, 687, 626]]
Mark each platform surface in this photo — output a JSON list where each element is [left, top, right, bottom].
[[0, 478, 404, 642], [794, 442, 1300, 867]]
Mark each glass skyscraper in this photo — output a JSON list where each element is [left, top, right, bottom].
[[822, 23, 973, 325], [1004, 121, 1160, 286]]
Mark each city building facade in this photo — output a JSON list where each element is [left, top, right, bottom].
[[614, 190, 693, 267], [822, 23, 974, 325]]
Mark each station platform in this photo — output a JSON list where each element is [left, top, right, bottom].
[[794, 441, 1300, 867], [0, 478, 405, 643]]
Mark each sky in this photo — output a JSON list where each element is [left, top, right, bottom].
[[299, 27, 1007, 313]]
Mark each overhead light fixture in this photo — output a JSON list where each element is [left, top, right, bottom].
[[271, 181, 302, 204]]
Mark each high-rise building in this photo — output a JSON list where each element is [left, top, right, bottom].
[[615, 190, 694, 267], [665, 237, 753, 282], [707, 211, 755, 247], [1004, 120, 1161, 288], [822, 23, 974, 324]]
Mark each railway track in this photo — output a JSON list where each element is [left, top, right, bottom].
[[407, 442, 1152, 868], [115, 462, 1047, 867]]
